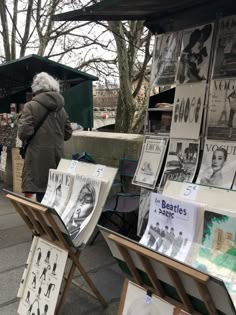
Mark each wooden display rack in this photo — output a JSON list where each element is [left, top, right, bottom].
[[5, 191, 107, 314], [99, 226, 236, 315]]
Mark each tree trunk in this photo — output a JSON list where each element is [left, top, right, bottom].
[[0, 0, 11, 61]]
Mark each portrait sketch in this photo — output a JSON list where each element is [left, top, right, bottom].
[[170, 83, 206, 139], [207, 79, 236, 140], [176, 23, 214, 84], [213, 15, 236, 78], [150, 31, 182, 86], [196, 139, 236, 189], [159, 139, 199, 190]]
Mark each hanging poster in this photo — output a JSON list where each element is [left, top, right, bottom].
[[140, 193, 200, 262], [137, 188, 152, 237], [159, 139, 199, 190], [196, 139, 236, 189], [213, 15, 236, 78], [176, 23, 214, 84], [132, 136, 168, 189], [150, 31, 182, 86], [207, 79, 236, 140], [194, 210, 236, 307]]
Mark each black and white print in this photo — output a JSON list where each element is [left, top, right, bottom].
[[170, 83, 206, 139], [176, 23, 214, 84], [213, 15, 236, 78], [132, 136, 169, 189], [150, 31, 182, 86], [140, 193, 198, 262], [18, 237, 68, 315], [137, 188, 152, 237], [207, 79, 236, 140], [196, 139, 236, 189], [159, 139, 199, 190]]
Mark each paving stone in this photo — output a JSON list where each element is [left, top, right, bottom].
[[0, 267, 23, 304], [0, 212, 25, 231], [0, 225, 31, 249], [0, 301, 18, 315]]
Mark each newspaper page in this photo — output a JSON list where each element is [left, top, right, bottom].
[[140, 193, 200, 262], [18, 237, 68, 315], [41, 169, 74, 216], [159, 139, 200, 190], [137, 188, 152, 237], [170, 83, 206, 139], [207, 79, 236, 140], [132, 136, 169, 189], [213, 15, 236, 78], [61, 174, 102, 247], [194, 210, 236, 308], [176, 23, 214, 84], [196, 139, 236, 189], [150, 31, 182, 86]]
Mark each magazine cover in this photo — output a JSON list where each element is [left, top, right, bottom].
[[137, 188, 152, 237], [170, 83, 206, 139], [17, 237, 68, 315], [140, 193, 199, 262], [61, 174, 102, 247], [196, 139, 236, 189], [118, 279, 175, 315], [194, 210, 236, 307], [207, 79, 236, 140], [41, 169, 74, 216], [132, 136, 169, 189], [176, 23, 214, 84], [150, 31, 182, 86], [213, 15, 236, 78], [159, 139, 200, 190]]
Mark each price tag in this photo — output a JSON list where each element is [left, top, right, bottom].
[[145, 290, 152, 304], [180, 183, 199, 200], [68, 160, 78, 172], [94, 165, 105, 178]]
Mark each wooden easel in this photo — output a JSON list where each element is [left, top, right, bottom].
[[107, 232, 235, 315], [5, 192, 107, 314]]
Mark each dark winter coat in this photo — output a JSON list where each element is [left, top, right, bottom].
[[18, 91, 72, 193]]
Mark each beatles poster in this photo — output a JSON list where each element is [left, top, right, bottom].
[[170, 83, 206, 139], [140, 193, 198, 262], [159, 139, 199, 190], [213, 15, 236, 78], [176, 23, 214, 84], [132, 136, 169, 189], [150, 31, 182, 86], [196, 139, 236, 189], [207, 79, 236, 140], [194, 210, 236, 307]]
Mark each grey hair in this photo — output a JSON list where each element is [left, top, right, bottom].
[[31, 72, 60, 94]]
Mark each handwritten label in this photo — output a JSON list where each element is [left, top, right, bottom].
[[68, 160, 78, 172], [94, 165, 105, 178], [180, 183, 199, 200], [145, 294, 152, 304]]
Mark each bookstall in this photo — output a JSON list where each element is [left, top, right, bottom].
[[53, 0, 236, 313]]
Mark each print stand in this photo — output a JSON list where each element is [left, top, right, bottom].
[[102, 230, 235, 315], [5, 192, 107, 314]]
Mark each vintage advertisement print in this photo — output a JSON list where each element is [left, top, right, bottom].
[[132, 136, 169, 189], [18, 237, 68, 315], [196, 139, 236, 189], [118, 280, 175, 315], [140, 193, 199, 263], [150, 31, 182, 86], [194, 210, 236, 307], [170, 83, 206, 139], [176, 23, 214, 84], [207, 79, 236, 140], [213, 15, 236, 78], [159, 139, 199, 190]]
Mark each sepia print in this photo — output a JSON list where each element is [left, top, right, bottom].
[[176, 23, 214, 84], [213, 15, 236, 78]]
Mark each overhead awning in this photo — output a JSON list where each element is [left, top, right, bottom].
[[54, 0, 236, 33]]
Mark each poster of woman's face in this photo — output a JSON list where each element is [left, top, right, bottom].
[[196, 139, 236, 189], [150, 31, 182, 86], [176, 23, 214, 84], [213, 15, 236, 78]]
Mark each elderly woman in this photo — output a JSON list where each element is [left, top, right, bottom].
[[18, 72, 72, 202]]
